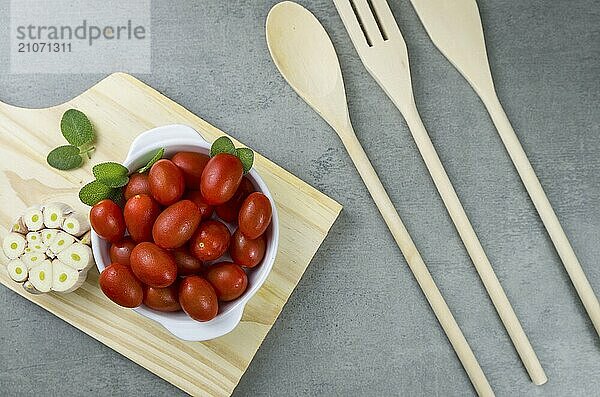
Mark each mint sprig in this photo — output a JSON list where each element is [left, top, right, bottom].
[[47, 145, 84, 170], [210, 136, 236, 157], [47, 109, 96, 170], [137, 148, 164, 173], [236, 147, 254, 174], [79, 181, 114, 206], [79, 149, 164, 207], [61, 109, 95, 148], [210, 136, 255, 174], [93, 162, 129, 188]]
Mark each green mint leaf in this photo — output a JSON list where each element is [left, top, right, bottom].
[[93, 162, 129, 188], [236, 147, 254, 174], [137, 148, 164, 173], [61, 109, 95, 147], [47, 145, 83, 170], [107, 187, 125, 207], [210, 136, 236, 157], [79, 181, 113, 206]]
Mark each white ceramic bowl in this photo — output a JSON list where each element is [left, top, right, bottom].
[[91, 125, 279, 341]]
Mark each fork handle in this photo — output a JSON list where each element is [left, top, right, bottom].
[[402, 105, 547, 385], [339, 128, 494, 397], [483, 93, 600, 336]]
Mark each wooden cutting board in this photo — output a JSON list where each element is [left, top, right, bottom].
[[0, 72, 342, 396]]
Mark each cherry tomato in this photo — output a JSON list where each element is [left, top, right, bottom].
[[152, 200, 201, 249], [179, 276, 218, 322], [190, 220, 231, 261], [183, 190, 214, 221], [173, 245, 205, 276], [230, 229, 266, 268], [171, 151, 210, 190], [215, 177, 255, 223], [200, 153, 243, 205], [99, 263, 143, 308], [124, 173, 151, 201], [109, 236, 136, 266], [90, 199, 126, 243], [124, 194, 161, 243], [130, 242, 177, 288], [143, 283, 182, 312], [205, 262, 248, 301], [149, 159, 185, 206], [238, 192, 272, 239]]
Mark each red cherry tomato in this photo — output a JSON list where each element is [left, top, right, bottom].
[[238, 192, 272, 239], [124, 173, 151, 201], [190, 220, 231, 261], [130, 242, 178, 288], [143, 283, 182, 312], [109, 236, 136, 266], [215, 177, 255, 223], [179, 276, 218, 322], [230, 229, 266, 268], [200, 153, 243, 205], [205, 262, 248, 301], [99, 263, 143, 308], [148, 159, 185, 206], [173, 245, 205, 276], [152, 200, 201, 249], [171, 151, 210, 190], [90, 199, 126, 243], [124, 194, 161, 243], [183, 190, 214, 221]]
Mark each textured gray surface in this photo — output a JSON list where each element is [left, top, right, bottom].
[[0, 0, 598, 396]]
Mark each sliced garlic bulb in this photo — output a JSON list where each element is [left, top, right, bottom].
[[23, 208, 44, 231], [11, 217, 29, 234], [51, 260, 85, 293], [22, 280, 42, 295], [26, 231, 42, 246], [42, 202, 73, 229], [48, 231, 76, 255], [57, 243, 93, 271], [21, 252, 48, 269], [61, 213, 90, 237], [28, 243, 47, 253], [2, 233, 27, 259], [7, 259, 28, 282], [41, 229, 59, 246], [28, 260, 53, 293], [5, 202, 93, 295]]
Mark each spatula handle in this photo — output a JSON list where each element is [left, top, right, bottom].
[[402, 106, 547, 385], [484, 94, 600, 336], [339, 128, 494, 397]]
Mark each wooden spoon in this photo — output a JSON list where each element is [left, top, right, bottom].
[[410, 0, 600, 339], [266, 2, 494, 396]]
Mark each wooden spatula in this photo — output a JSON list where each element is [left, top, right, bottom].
[[333, 0, 546, 385], [410, 0, 600, 339], [266, 2, 493, 395]]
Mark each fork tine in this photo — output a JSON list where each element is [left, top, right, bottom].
[[351, 0, 385, 44], [369, 0, 403, 40], [333, 0, 373, 48]]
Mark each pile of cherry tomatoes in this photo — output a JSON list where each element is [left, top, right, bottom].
[[91, 151, 272, 322]]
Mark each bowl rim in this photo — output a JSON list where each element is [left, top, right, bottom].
[[91, 124, 279, 340]]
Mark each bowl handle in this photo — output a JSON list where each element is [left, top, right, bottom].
[[124, 124, 211, 167]]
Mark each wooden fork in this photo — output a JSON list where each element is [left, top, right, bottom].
[[333, 0, 547, 385]]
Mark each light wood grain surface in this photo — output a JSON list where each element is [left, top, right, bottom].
[[0, 72, 342, 397]]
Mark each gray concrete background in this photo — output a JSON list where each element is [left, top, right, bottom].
[[0, 0, 598, 396]]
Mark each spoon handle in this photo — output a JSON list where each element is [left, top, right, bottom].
[[339, 127, 494, 397], [483, 93, 600, 336]]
